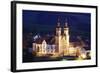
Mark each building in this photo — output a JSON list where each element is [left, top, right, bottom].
[[55, 18, 69, 56], [32, 18, 87, 58]]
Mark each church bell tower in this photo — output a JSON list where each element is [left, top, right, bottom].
[[55, 18, 62, 54], [63, 19, 69, 55]]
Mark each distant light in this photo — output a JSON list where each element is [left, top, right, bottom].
[[79, 53, 87, 59], [81, 54, 86, 58]]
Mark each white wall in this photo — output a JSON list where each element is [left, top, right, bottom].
[[0, 0, 99, 73]]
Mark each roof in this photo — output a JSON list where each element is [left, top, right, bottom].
[[34, 36, 55, 45], [35, 38, 43, 44]]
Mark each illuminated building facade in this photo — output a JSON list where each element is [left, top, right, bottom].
[[55, 18, 69, 56], [32, 18, 87, 58]]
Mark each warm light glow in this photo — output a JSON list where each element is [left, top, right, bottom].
[[32, 19, 90, 59], [79, 53, 87, 59]]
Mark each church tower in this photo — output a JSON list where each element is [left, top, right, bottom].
[[63, 19, 69, 55], [56, 18, 61, 36], [55, 18, 62, 55]]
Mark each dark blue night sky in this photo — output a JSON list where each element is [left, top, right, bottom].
[[23, 10, 91, 40]]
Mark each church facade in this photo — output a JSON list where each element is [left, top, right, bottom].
[[55, 19, 69, 56]]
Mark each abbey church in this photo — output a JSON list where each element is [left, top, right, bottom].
[[32, 18, 86, 58]]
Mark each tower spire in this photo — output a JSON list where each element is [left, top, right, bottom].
[[64, 18, 68, 28], [56, 16, 61, 36], [57, 16, 61, 28]]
